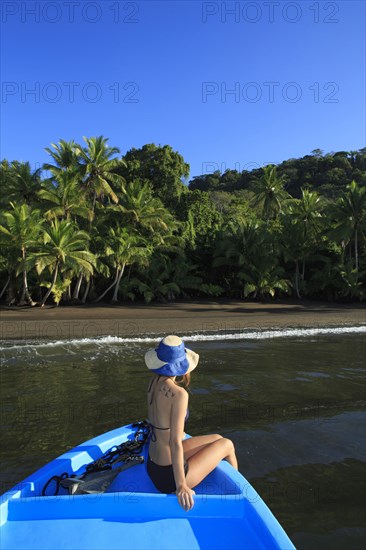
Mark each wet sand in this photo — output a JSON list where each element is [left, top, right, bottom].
[[0, 300, 365, 340]]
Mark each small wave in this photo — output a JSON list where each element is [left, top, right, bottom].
[[0, 324, 365, 352], [0, 335, 158, 351], [184, 325, 366, 342]]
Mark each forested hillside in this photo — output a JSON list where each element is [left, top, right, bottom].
[[0, 140, 365, 307], [189, 148, 366, 198]]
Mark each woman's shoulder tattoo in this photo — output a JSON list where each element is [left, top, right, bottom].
[[161, 384, 176, 398]]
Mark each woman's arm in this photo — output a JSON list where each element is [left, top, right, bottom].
[[170, 389, 195, 510]]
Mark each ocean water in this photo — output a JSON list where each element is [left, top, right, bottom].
[[1, 326, 365, 549]]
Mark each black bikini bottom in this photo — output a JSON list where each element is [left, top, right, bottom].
[[147, 454, 189, 494]]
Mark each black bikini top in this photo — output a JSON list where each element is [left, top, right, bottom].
[[147, 375, 189, 440]]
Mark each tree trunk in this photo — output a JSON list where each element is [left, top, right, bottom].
[[73, 273, 83, 299], [0, 275, 10, 299], [20, 248, 36, 306], [61, 279, 72, 303], [19, 247, 27, 303], [6, 277, 17, 306], [24, 279, 35, 305], [92, 191, 97, 211], [40, 262, 59, 307], [295, 261, 302, 299], [20, 282, 25, 304], [355, 229, 358, 272], [340, 240, 346, 264], [81, 277, 91, 303], [94, 268, 119, 302], [90, 191, 97, 225], [111, 264, 126, 302]]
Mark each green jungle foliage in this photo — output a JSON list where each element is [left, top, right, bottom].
[[0, 139, 365, 306]]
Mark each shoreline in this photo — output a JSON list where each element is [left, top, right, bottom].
[[1, 300, 365, 341]]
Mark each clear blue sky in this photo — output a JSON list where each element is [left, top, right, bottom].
[[1, 0, 365, 180]]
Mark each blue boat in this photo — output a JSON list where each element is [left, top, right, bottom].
[[1, 422, 296, 549]]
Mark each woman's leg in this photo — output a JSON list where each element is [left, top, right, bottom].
[[182, 434, 223, 460], [184, 438, 238, 489]]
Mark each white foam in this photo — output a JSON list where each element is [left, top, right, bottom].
[[0, 325, 365, 351], [186, 325, 366, 341]]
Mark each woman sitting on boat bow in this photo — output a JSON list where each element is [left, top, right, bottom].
[[145, 335, 238, 511]]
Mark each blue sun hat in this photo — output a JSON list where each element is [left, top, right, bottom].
[[145, 335, 199, 377]]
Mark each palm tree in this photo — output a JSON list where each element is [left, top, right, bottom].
[[0, 238, 19, 300], [0, 202, 43, 305], [165, 255, 203, 300], [40, 273, 73, 307], [213, 219, 273, 297], [214, 219, 263, 272], [2, 161, 42, 206], [337, 262, 365, 300], [280, 219, 307, 299], [37, 169, 93, 223], [43, 139, 92, 301], [110, 180, 178, 233], [75, 136, 126, 212], [328, 180, 366, 271], [282, 189, 324, 290], [35, 219, 96, 307], [131, 278, 180, 304], [242, 262, 291, 299], [132, 254, 202, 302], [288, 189, 323, 237], [43, 139, 80, 174], [94, 227, 151, 303], [43, 136, 125, 299], [129, 255, 181, 303], [251, 165, 290, 220], [80, 252, 111, 303]]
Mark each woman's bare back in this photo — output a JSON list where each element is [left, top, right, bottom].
[[147, 375, 186, 465]]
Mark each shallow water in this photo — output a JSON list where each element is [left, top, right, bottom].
[[1, 328, 365, 549]]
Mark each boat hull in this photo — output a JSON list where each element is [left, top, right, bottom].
[[1, 423, 296, 549]]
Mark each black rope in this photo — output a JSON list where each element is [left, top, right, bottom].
[[42, 420, 151, 496], [42, 472, 72, 497]]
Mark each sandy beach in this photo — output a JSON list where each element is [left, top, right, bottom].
[[0, 300, 365, 341]]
